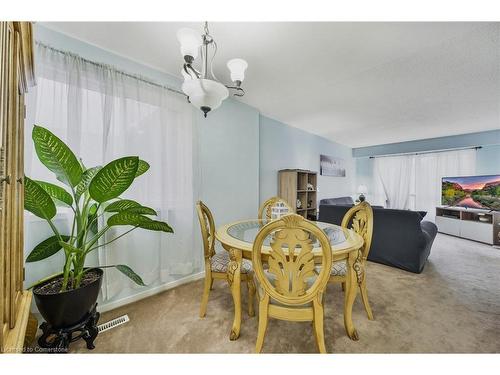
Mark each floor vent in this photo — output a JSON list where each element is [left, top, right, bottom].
[[97, 314, 130, 333]]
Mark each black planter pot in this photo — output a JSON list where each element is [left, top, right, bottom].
[[34, 268, 103, 329]]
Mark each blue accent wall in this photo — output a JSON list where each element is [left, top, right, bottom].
[[354, 131, 500, 199], [353, 130, 500, 158], [259, 115, 355, 205]]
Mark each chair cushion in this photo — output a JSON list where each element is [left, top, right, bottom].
[[211, 252, 252, 274], [331, 261, 347, 276], [315, 261, 347, 277]]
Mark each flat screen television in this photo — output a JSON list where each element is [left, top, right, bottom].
[[441, 174, 500, 211]]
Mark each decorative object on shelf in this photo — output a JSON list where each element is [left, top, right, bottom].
[[271, 201, 290, 220], [357, 184, 368, 202], [308, 199, 313, 208], [24, 125, 173, 351], [320, 154, 346, 177], [307, 182, 314, 191], [478, 214, 489, 222], [279, 169, 318, 220], [177, 22, 248, 117]]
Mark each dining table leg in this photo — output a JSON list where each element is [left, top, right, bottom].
[[344, 249, 360, 341], [227, 247, 242, 340]]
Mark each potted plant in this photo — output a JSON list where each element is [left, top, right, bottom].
[[24, 125, 173, 350]]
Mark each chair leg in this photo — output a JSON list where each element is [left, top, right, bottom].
[[359, 280, 374, 320], [247, 274, 256, 317], [341, 282, 346, 291], [210, 278, 214, 290], [255, 295, 269, 353], [312, 297, 327, 354], [199, 273, 212, 318]]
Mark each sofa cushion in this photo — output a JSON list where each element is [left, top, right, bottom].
[[320, 196, 354, 206]]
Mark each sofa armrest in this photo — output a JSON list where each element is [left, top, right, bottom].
[[421, 221, 438, 243]]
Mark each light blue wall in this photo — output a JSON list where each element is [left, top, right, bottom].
[[354, 131, 500, 199], [259, 115, 355, 205], [477, 144, 500, 175], [29, 25, 260, 309], [197, 100, 260, 226], [353, 130, 500, 157]]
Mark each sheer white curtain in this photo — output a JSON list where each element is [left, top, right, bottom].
[[414, 149, 476, 222], [25, 43, 198, 302], [373, 155, 414, 209], [372, 149, 476, 221]]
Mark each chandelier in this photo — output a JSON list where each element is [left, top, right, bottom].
[[177, 22, 248, 117]]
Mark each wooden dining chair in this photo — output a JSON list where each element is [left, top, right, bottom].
[[252, 214, 333, 353], [196, 201, 256, 318], [328, 201, 374, 320], [258, 196, 293, 221]]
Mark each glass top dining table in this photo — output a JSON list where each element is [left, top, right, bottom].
[[225, 219, 347, 247], [215, 218, 364, 342], [217, 219, 362, 256]]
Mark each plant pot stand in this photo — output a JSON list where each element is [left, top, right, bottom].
[[38, 304, 100, 353]]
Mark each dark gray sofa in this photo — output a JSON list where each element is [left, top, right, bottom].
[[320, 196, 355, 206], [319, 204, 437, 273]]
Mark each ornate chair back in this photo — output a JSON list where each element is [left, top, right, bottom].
[[196, 201, 216, 260], [252, 214, 332, 306], [258, 196, 293, 221], [341, 202, 373, 260]]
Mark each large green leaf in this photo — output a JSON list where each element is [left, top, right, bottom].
[[123, 206, 157, 216], [104, 199, 141, 213], [76, 166, 101, 200], [115, 265, 146, 286], [26, 235, 70, 262], [87, 203, 99, 234], [107, 211, 152, 227], [107, 211, 172, 232], [35, 180, 73, 207], [135, 160, 150, 177], [32, 125, 83, 187], [89, 157, 139, 203], [24, 177, 56, 220], [138, 220, 173, 233]]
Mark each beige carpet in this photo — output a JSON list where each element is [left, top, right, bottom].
[[68, 233, 500, 353]]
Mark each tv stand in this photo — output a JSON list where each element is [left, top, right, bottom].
[[435, 206, 500, 246]]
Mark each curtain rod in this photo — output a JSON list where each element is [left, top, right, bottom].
[[35, 41, 187, 97], [368, 145, 482, 159]]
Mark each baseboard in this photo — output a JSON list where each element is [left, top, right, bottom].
[[97, 271, 205, 314]]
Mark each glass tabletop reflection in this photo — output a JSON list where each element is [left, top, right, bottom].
[[226, 220, 346, 247]]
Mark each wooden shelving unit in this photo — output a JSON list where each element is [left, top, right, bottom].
[[278, 169, 318, 220]]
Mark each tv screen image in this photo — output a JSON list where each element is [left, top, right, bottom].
[[441, 174, 500, 211]]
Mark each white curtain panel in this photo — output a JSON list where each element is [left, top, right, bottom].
[[373, 149, 476, 221], [373, 155, 414, 209], [25, 43, 198, 302], [414, 149, 476, 222]]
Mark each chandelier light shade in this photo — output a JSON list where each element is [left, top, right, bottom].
[[177, 22, 248, 117], [227, 58, 248, 83], [181, 79, 229, 116], [176, 28, 202, 61]]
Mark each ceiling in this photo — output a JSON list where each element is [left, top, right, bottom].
[[40, 22, 500, 148]]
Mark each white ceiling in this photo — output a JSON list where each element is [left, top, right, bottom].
[[40, 22, 500, 148]]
